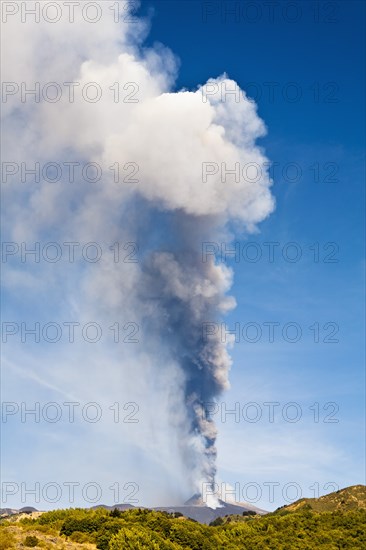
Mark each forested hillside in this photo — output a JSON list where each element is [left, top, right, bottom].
[[1, 486, 365, 549]]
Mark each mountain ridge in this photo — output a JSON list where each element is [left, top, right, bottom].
[[2, 484, 365, 524], [274, 484, 366, 514]]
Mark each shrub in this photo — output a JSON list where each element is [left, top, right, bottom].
[[95, 520, 124, 550], [37, 511, 71, 525], [24, 535, 39, 547], [209, 517, 224, 526], [109, 509, 122, 518], [109, 526, 181, 549], [0, 529, 16, 550], [69, 531, 92, 543], [60, 515, 106, 536]]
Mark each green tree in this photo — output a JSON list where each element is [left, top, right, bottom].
[[109, 526, 181, 549]]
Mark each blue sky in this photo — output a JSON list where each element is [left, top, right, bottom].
[[1, 0, 365, 512]]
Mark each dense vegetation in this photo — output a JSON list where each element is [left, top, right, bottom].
[[1, 486, 365, 549], [1, 505, 365, 549]]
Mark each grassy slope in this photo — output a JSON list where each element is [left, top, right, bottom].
[[0, 521, 95, 550], [274, 484, 366, 514]]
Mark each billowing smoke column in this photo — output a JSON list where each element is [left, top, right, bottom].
[[142, 221, 234, 493], [2, 1, 275, 505], [104, 81, 275, 499]]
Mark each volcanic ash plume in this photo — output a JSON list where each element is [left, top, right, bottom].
[[2, 1, 275, 505], [109, 81, 275, 499], [142, 234, 235, 495]]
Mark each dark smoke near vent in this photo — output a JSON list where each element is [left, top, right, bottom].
[[139, 211, 239, 505]]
